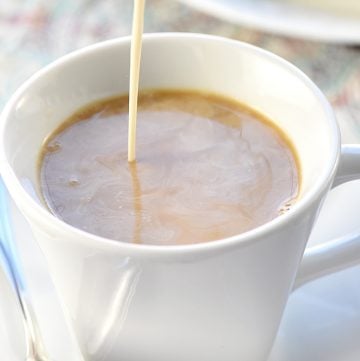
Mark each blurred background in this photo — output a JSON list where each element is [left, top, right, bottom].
[[0, 0, 360, 143]]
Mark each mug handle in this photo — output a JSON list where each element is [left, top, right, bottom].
[[294, 144, 360, 290]]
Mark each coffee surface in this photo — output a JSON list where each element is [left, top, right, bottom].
[[40, 90, 299, 245]]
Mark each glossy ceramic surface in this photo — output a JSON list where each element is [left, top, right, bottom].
[[1, 180, 360, 361]]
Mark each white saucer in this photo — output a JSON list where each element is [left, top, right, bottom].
[[1, 180, 360, 360], [180, 0, 360, 43]]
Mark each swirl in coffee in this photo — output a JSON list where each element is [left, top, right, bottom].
[[39, 90, 299, 245]]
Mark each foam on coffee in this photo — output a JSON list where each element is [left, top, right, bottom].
[[39, 90, 299, 245]]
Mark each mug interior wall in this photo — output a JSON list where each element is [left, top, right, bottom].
[[3, 36, 336, 205]]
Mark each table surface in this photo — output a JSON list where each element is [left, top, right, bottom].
[[1, 0, 359, 143]]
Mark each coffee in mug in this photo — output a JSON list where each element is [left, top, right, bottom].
[[39, 89, 299, 245]]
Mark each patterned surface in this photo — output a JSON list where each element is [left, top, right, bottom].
[[0, 0, 359, 142]]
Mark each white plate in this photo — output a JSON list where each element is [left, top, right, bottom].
[[1, 180, 360, 360], [180, 0, 360, 43]]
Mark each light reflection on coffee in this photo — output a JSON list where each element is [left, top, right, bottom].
[[39, 89, 299, 245]]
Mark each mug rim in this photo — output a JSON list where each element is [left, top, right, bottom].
[[0, 32, 340, 256]]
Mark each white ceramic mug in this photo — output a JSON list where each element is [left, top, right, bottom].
[[1, 33, 360, 361]]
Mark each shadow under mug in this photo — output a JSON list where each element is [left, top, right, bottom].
[[1, 33, 360, 361]]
